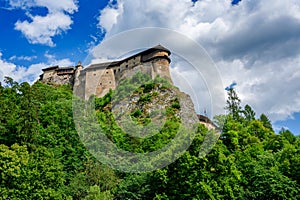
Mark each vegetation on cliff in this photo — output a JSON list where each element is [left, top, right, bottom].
[[0, 75, 299, 199]]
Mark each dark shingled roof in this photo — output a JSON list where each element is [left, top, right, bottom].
[[85, 45, 171, 70], [42, 65, 59, 71], [56, 66, 75, 70], [86, 61, 120, 70], [143, 44, 171, 55]]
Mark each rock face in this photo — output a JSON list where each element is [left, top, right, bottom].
[[108, 74, 199, 140]]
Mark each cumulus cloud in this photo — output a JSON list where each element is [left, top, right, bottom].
[[97, 0, 300, 123], [218, 56, 300, 121], [0, 52, 73, 84], [7, 0, 78, 13], [9, 55, 37, 61], [15, 12, 74, 46], [8, 0, 78, 46]]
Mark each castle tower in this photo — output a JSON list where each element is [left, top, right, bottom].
[[140, 45, 172, 83], [74, 61, 85, 98], [75, 61, 83, 71], [75, 61, 83, 83]]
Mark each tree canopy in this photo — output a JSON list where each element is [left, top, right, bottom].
[[0, 77, 299, 199]]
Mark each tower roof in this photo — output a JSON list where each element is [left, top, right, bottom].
[[152, 44, 171, 54], [141, 44, 171, 56]]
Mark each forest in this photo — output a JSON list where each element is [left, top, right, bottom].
[[0, 75, 299, 199]]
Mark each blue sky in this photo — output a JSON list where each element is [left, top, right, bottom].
[[0, 0, 299, 135], [0, 0, 108, 67]]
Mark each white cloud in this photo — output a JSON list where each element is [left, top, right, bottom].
[[44, 52, 74, 67], [50, 58, 73, 68], [218, 56, 300, 121], [97, 0, 300, 123], [9, 55, 37, 61], [6, 0, 33, 9], [33, 0, 78, 13], [0, 52, 73, 84], [15, 12, 74, 46], [8, 0, 78, 46], [7, 0, 78, 13], [99, 1, 123, 32]]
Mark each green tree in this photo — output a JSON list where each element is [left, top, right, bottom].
[[1, 77, 300, 200], [238, 152, 300, 199], [279, 128, 296, 144], [0, 144, 66, 199], [242, 104, 256, 122], [259, 113, 274, 131], [84, 185, 113, 200], [225, 88, 242, 121]]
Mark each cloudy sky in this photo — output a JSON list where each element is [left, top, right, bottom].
[[0, 0, 299, 134]]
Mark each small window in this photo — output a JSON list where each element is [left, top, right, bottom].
[[109, 81, 111, 84], [118, 68, 120, 72], [106, 71, 109, 74], [94, 73, 96, 76], [114, 69, 116, 74], [126, 65, 128, 68]]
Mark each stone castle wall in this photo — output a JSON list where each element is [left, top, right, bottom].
[[40, 45, 172, 98], [82, 55, 171, 98], [40, 66, 75, 85]]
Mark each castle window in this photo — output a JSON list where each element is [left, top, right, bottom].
[[109, 81, 111, 84], [100, 83, 102, 86], [94, 73, 96, 76], [118, 68, 120, 72], [114, 69, 116, 74], [126, 65, 128, 68], [106, 71, 109, 74]]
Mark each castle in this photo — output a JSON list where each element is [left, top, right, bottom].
[[40, 45, 172, 99], [39, 45, 217, 129]]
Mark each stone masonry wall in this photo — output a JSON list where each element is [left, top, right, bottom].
[[40, 47, 172, 99]]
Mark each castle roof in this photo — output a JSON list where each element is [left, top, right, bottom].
[[86, 61, 120, 71], [42, 66, 75, 72], [85, 45, 171, 71], [42, 65, 59, 71], [141, 44, 171, 55], [56, 66, 75, 70]]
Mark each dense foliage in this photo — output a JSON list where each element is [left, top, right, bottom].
[[0, 76, 299, 199]]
